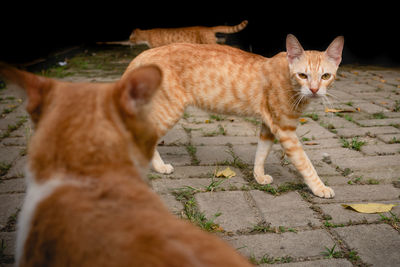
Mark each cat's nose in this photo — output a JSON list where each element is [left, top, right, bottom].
[[310, 88, 319, 94]]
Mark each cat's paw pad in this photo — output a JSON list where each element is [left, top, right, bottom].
[[254, 173, 273, 185], [155, 164, 174, 174], [313, 186, 335, 199]]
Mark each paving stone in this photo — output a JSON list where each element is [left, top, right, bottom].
[[311, 184, 400, 204], [0, 231, 16, 258], [311, 161, 340, 177], [376, 133, 400, 143], [350, 169, 400, 182], [0, 178, 26, 194], [321, 175, 350, 186], [196, 191, 259, 232], [0, 193, 24, 229], [3, 155, 26, 179], [1, 136, 27, 147], [333, 224, 400, 266], [271, 259, 353, 267], [232, 144, 281, 164], [158, 194, 183, 215], [159, 124, 189, 145], [331, 154, 400, 171], [157, 146, 191, 166], [150, 165, 243, 179], [151, 176, 247, 194], [191, 135, 258, 146], [335, 126, 400, 138], [195, 145, 233, 165], [361, 143, 400, 155], [355, 102, 390, 114], [306, 147, 362, 161], [257, 164, 301, 186], [226, 229, 335, 259], [250, 191, 320, 227], [357, 118, 400, 127], [0, 145, 21, 167], [221, 122, 258, 136], [188, 123, 225, 138], [318, 200, 400, 225], [319, 115, 359, 129], [301, 138, 343, 150], [296, 120, 336, 140]]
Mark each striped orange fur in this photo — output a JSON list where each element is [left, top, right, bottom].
[[125, 34, 344, 198], [129, 20, 248, 48]]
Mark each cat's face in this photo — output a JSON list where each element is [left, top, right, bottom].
[[286, 34, 344, 98]]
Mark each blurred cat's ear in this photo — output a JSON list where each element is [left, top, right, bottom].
[[118, 65, 162, 116], [0, 63, 53, 122], [286, 34, 305, 65], [325, 36, 344, 66]]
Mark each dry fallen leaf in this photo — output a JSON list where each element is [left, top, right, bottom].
[[215, 167, 236, 178], [356, 107, 361, 112], [325, 107, 355, 113], [342, 203, 397, 214], [325, 107, 345, 113], [304, 142, 319, 145]]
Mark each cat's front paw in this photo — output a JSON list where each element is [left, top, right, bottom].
[[312, 185, 335, 198], [155, 163, 174, 174], [254, 172, 273, 185]]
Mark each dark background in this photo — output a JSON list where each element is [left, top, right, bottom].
[[1, 3, 398, 66]]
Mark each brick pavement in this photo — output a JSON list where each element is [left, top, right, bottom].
[[1, 46, 400, 266]]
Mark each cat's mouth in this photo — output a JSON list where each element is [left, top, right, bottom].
[[309, 93, 322, 99]]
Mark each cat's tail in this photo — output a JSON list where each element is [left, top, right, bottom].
[[212, 20, 248, 34]]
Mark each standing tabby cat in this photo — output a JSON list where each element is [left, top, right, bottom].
[[129, 20, 248, 48], [0, 64, 252, 266], [124, 34, 344, 198]]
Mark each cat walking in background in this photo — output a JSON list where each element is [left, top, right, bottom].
[[0, 64, 252, 266], [129, 20, 248, 48], [125, 34, 344, 198]]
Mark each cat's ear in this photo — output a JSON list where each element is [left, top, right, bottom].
[[0, 63, 53, 122], [286, 34, 305, 64], [325, 36, 344, 66], [118, 65, 162, 116]]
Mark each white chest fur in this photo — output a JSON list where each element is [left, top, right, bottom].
[[15, 172, 65, 266]]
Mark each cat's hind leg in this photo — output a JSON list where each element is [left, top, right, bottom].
[[152, 149, 174, 174], [253, 123, 275, 184]]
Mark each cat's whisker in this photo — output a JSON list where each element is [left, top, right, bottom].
[[325, 91, 341, 101], [321, 95, 336, 120], [290, 94, 302, 112], [289, 92, 304, 110], [294, 95, 306, 112]]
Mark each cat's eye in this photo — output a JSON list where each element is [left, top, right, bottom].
[[297, 73, 308, 79], [321, 73, 332, 80]]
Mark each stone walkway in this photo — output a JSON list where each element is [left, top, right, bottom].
[[1, 45, 400, 266]]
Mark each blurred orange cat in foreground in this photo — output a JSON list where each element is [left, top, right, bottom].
[[0, 64, 252, 267]]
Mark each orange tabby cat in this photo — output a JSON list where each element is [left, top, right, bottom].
[[0, 64, 252, 266], [129, 20, 248, 48], [124, 34, 344, 198]]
